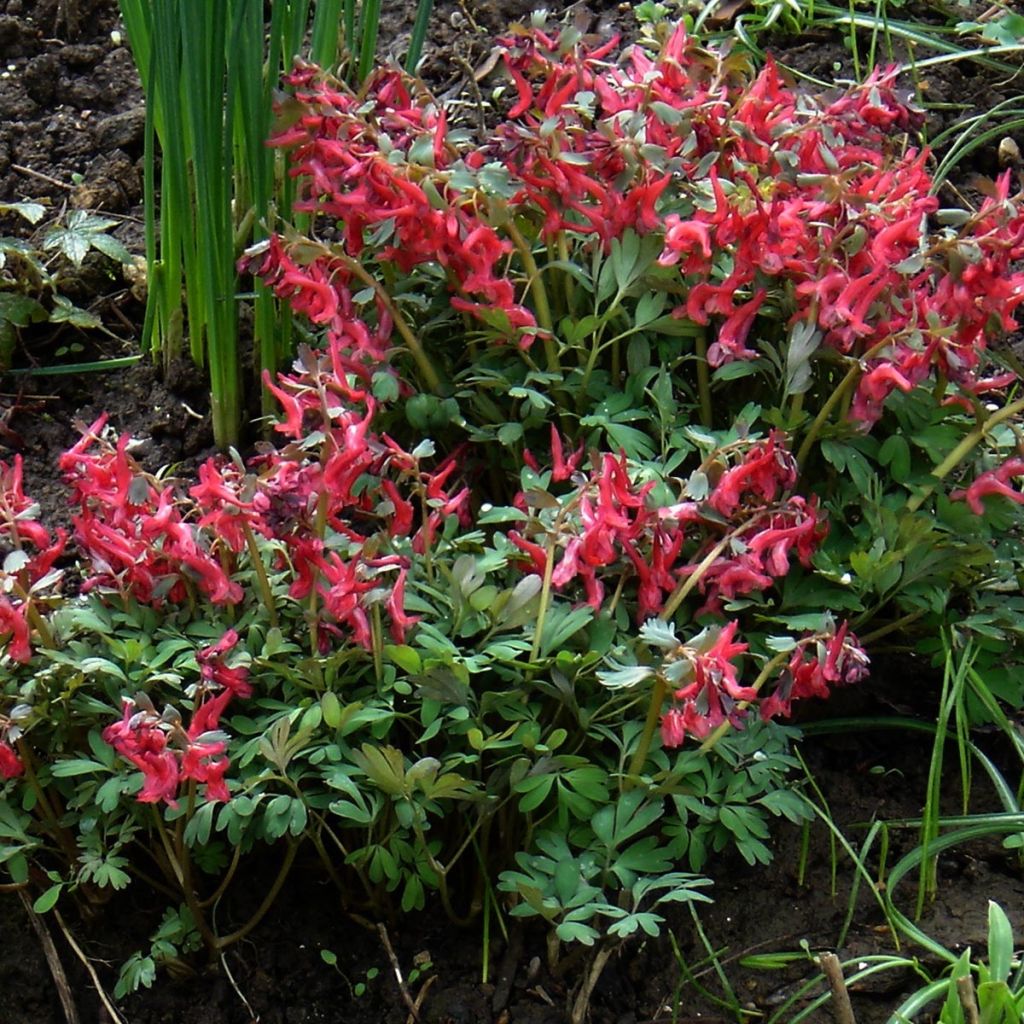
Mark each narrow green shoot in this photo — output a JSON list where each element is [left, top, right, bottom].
[[117, 0, 354, 446]]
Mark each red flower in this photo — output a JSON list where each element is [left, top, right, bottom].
[[0, 741, 23, 779], [0, 598, 31, 664], [708, 433, 798, 518], [386, 567, 419, 643], [660, 622, 752, 748], [550, 426, 585, 483], [951, 457, 1024, 515], [104, 701, 181, 806], [760, 623, 870, 720], [196, 630, 252, 698]]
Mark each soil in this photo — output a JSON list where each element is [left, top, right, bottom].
[[1, 1, 1023, 1022]]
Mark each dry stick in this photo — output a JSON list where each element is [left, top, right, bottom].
[[11, 163, 73, 190], [377, 922, 422, 1023], [956, 975, 981, 1024], [407, 975, 436, 1024], [18, 890, 81, 1024], [819, 952, 858, 1024], [52, 908, 128, 1024], [212, 903, 259, 1024], [570, 944, 617, 1024]]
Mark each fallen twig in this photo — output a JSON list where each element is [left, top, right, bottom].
[[407, 974, 435, 1024], [820, 952, 858, 1024], [11, 164, 73, 190], [377, 922, 421, 1023], [956, 975, 981, 1024], [53, 907, 127, 1024], [18, 890, 81, 1024]]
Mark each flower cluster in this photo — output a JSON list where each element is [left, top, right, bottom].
[[48, 339, 470, 659], [657, 619, 869, 749], [660, 621, 754, 747], [759, 622, 870, 721], [494, 25, 1024, 425], [0, 455, 65, 664], [248, 63, 538, 353], [60, 417, 242, 607], [514, 431, 825, 621], [103, 630, 250, 804]]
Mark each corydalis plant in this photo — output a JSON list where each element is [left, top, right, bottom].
[[250, 22, 1024, 433], [245, 16, 1024, 755]]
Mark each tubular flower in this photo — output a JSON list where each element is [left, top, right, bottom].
[[660, 622, 752, 748], [760, 623, 870, 720], [951, 458, 1024, 515], [0, 741, 23, 779]]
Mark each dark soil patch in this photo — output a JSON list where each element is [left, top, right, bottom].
[[1, 2, 1023, 1023]]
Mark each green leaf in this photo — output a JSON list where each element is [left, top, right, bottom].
[[555, 920, 600, 945], [115, 953, 156, 999], [184, 801, 215, 847], [88, 232, 132, 264], [385, 644, 421, 674], [321, 691, 342, 729], [351, 744, 407, 796], [51, 759, 108, 777], [497, 421, 524, 445], [634, 291, 666, 327], [540, 604, 593, 656], [597, 663, 654, 689], [515, 775, 554, 812], [785, 319, 821, 396], [33, 884, 63, 914], [878, 435, 911, 484], [476, 505, 527, 524], [0, 200, 46, 224], [973, 12, 1024, 46], [987, 901, 1014, 983], [0, 292, 47, 329]]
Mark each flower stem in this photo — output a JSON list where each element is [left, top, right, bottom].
[[661, 534, 732, 621], [332, 249, 443, 394], [695, 329, 712, 428], [796, 362, 861, 468], [215, 839, 299, 949], [9, 579, 54, 650], [529, 534, 558, 664], [625, 673, 667, 783], [905, 395, 1024, 513], [505, 219, 560, 374], [243, 524, 277, 629]]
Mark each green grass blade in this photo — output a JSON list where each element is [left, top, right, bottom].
[[310, 0, 344, 70], [405, 0, 434, 74], [357, 0, 381, 83]]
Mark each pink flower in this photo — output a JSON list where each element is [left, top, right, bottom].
[[190, 459, 272, 553], [707, 290, 766, 366], [761, 623, 870, 720], [386, 567, 419, 643], [951, 458, 1024, 515], [0, 741, 23, 779], [708, 433, 798, 518], [196, 630, 252, 698], [104, 691, 238, 807], [0, 598, 32, 664], [660, 622, 752, 749], [849, 362, 915, 426], [550, 426, 585, 483], [104, 702, 181, 806]]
